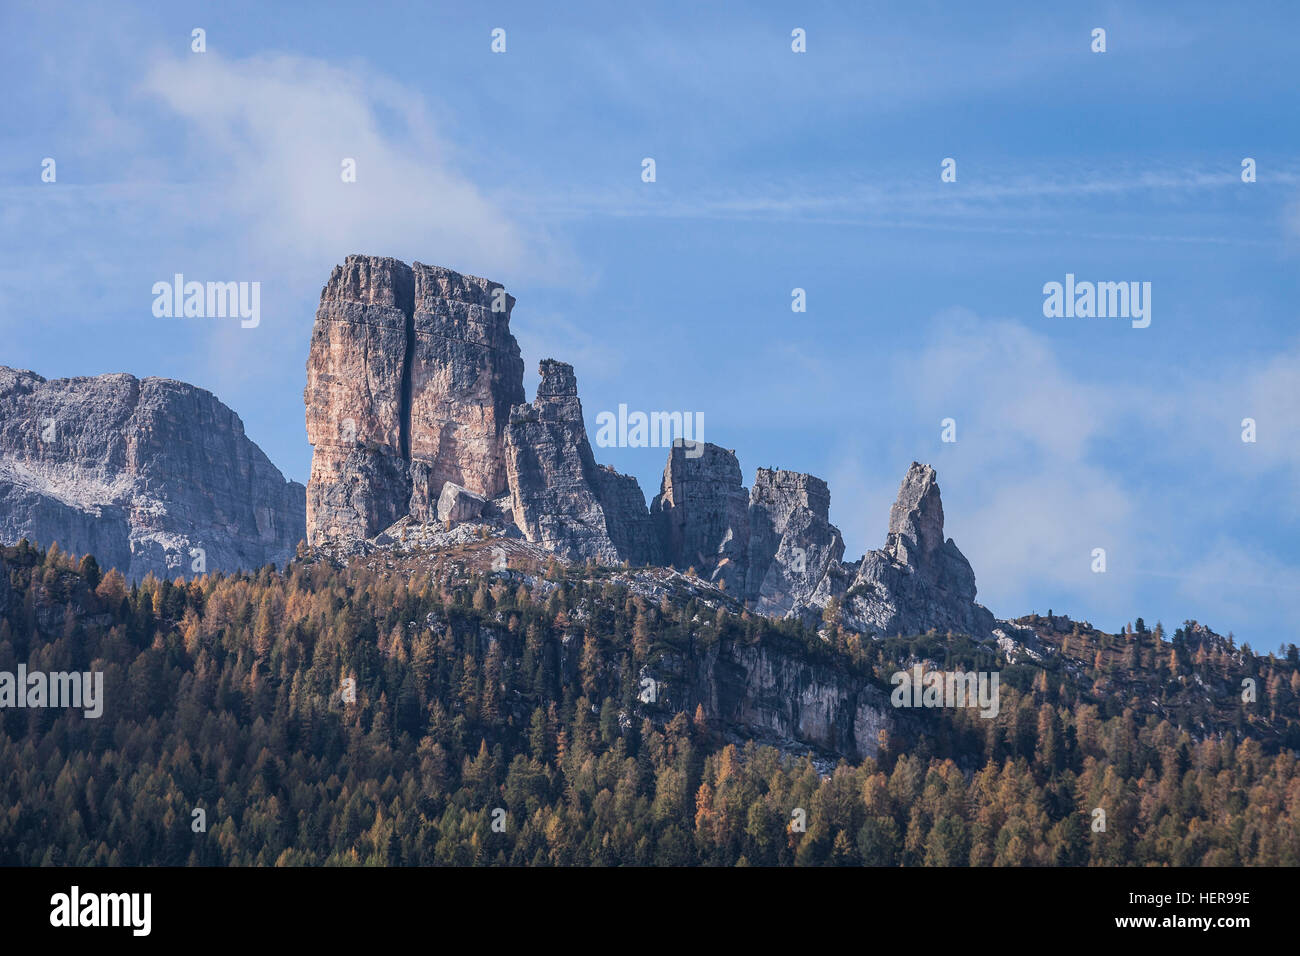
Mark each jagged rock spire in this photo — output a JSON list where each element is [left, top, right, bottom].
[[504, 360, 658, 564], [885, 462, 945, 569], [834, 461, 994, 639]]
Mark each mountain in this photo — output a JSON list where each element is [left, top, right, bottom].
[[0, 255, 995, 642], [304, 255, 995, 640], [1, 254, 1294, 866], [0, 367, 305, 580]]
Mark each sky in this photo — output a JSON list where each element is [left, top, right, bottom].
[[3, 1, 1299, 648]]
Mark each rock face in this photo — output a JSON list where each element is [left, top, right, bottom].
[[408, 263, 525, 498], [643, 445, 992, 637], [302, 256, 999, 640], [594, 467, 663, 567], [651, 442, 750, 594], [827, 463, 995, 639], [303, 256, 414, 546], [504, 360, 657, 565], [746, 468, 845, 616], [643, 633, 895, 760], [0, 367, 305, 580], [649, 451, 845, 614], [304, 255, 524, 547]]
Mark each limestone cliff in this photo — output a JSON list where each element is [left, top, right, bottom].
[[746, 468, 845, 617], [303, 255, 414, 547], [642, 634, 894, 761], [304, 255, 523, 547], [408, 262, 525, 498], [0, 367, 305, 580], [650, 442, 750, 595]]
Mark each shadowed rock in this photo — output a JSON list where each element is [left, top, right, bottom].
[[651, 441, 750, 594], [746, 468, 845, 616], [505, 360, 657, 564]]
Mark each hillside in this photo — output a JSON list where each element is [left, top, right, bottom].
[[1, 538, 1297, 866]]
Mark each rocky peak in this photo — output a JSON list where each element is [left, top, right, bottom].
[[536, 358, 578, 398], [885, 461, 946, 569], [305, 255, 523, 547], [746, 468, 844, 615], [522, 359, 584, 422], [651, 441, 750, 593], [0, 367, 305, 580], [752, 467, 831, 521], [823, 462, 994, 639], [321, 253, 415, 310]]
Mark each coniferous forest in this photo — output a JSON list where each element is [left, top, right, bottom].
[[2, 539, 1298, 867]]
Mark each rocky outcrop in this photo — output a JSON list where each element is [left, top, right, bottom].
[[0, 367, 305, 580], [746, 468, 845, 616], [820, 462, 994, 639], [302, 256, 999, 641], [304, 256, 524, 548], [651, 442, 750, 594], [504, 360, 657, 564], [641, 632, 895, 760], [594, 466, 663, 566], [407, 460, 439, 524], [648, 450, 844, 614], [304, 255, 414, 546]]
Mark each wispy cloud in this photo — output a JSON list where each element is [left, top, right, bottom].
[[493, 162, 1296, 247], [140, 52, 571, 286]]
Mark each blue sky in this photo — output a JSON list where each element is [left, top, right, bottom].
[[4, 1, 1299, 648]]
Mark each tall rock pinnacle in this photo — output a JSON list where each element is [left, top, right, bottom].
[[747, 467, 845, 616], [304, 256, 414, 547], [304, 255, 523, 547], [831, 461, 994, 638], [885, 462, 946, 570], [651, 441, 750, 594]]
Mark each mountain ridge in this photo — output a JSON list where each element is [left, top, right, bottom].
[[303, 255, 998, 641]]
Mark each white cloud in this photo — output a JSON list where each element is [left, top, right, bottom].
[[864, 313, 1300, 632], [141, 52, 570, 285]]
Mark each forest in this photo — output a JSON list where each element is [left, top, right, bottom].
[[1, 538, 1298, 866]]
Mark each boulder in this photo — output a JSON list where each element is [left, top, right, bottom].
[[436, 481, 486, 524]]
